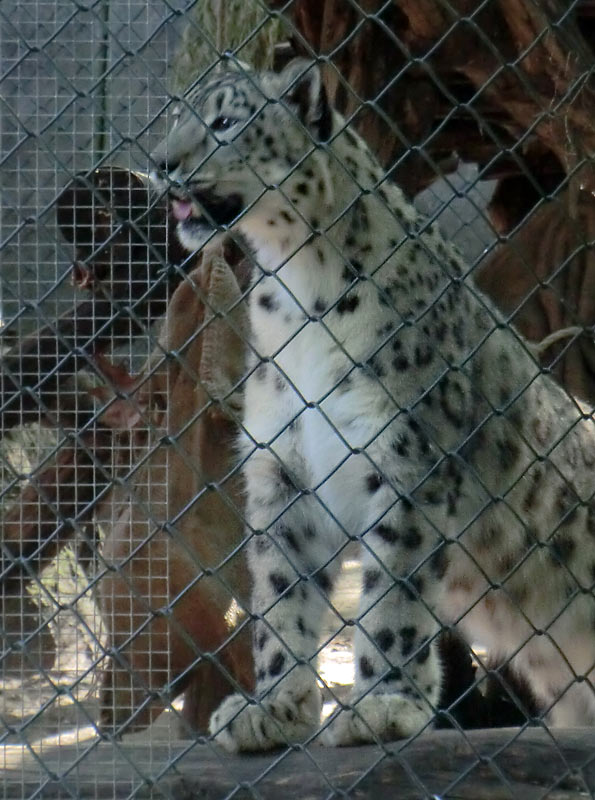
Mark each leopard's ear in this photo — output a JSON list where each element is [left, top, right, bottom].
[[217, 53, 252, 75], [277, 59, 332, 142]]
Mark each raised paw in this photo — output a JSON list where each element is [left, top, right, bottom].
[[320, 693, 432, 746], [209, 676, 321, 752]]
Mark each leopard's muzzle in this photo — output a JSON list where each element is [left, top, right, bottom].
[[188, 188, 244, 227]]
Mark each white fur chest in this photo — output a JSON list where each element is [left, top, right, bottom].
[[248, 243, 382, 390], [242, 241, 400, 495]]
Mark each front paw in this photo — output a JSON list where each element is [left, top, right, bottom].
[[321, 693, 432, 746], [209, 679, 321, 752]]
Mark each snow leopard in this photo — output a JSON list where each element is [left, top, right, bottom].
[[151, 58, 595, 751]]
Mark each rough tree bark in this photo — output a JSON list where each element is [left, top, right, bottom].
[[273, 0, 595, 216], [271, 0, 595, 401]]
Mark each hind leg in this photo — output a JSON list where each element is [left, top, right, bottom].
[[514, 640, 595, 727]]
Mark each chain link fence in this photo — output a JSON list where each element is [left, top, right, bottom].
[[1, 0, 595, 797]]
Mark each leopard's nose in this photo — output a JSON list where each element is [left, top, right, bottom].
[[154, 157, 180, 177]]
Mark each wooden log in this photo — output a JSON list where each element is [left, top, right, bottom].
[[96, 247, 254, 735], [0, 430, 114, 590], [0, 168, 186, 435], [274, 0, 595, 220], [0, 298, 157, 431], [2, 727, 594, 798], [476, 190, 595, 403]]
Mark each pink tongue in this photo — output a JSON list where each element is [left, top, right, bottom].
[[172, 199, 193, 221]]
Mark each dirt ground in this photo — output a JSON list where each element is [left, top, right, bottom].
[[0, 556, 361, 756]]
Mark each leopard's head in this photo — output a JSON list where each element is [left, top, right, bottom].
[[150, 59, 332, 252]]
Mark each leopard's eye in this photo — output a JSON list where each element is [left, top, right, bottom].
[[211, 116, 236, 132]]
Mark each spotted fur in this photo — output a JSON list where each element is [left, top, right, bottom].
[[152, 60, 595, 751]]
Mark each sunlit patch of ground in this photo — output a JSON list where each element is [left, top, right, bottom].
[[1, 556, 363, 756]]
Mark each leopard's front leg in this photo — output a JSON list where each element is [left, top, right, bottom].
[[322, 492, 445, 746], [209, 448, 337, 752]]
